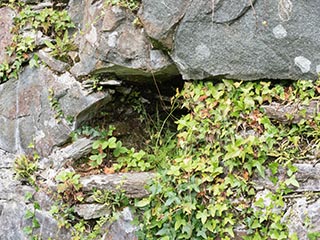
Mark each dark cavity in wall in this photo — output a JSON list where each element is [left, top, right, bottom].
[[78, 75, 186, 150]]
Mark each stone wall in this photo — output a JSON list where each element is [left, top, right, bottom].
[[1, 0, 320, 239]]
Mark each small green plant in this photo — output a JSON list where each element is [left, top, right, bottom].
[[0, 3, 75, 83], [87, 125, 163, 171], [12, 6, 74, 38], [88, 126, 125, 167], [50, 203, 77, 230], [23, 192, 41, 240], [14, 154, 38, 186], [55, 171, 83, 203], [93, 188, 130, 212], [44, 30, 77, 62], [89, 136, 126, 167], [69, 187, 131, 239], [308, 231, 320, 240], [0, 0, 24, 8], [48, 88, 65, 123], [104, 0, 140, 11]]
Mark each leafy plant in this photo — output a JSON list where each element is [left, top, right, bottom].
[[44, 30, 77, 62], [50, 203, 77, 230], [133, 79, 320, 239], [0, 3, 75, 83], [308, 231, 320, 240], [48, 88, 65, 123], [93, 188, 130, 212], [55, 171, 83, 203], [14, 154, 38, 186], [104, 0, 141, 11], [23, 192, 41, 240], [41, 79, 320, 239]]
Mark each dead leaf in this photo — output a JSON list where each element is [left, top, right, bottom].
[[104, 166, 115, 174]]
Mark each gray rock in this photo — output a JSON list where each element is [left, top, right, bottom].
[[75, 203, 110, 220], [0, 201, 72, 240], [0, 65, 111, 156], [138, 0, 190, 49], [0, 150, 35, 202], [67, 0, 86, 30], [0, 7, 15, 64], [0, 167, 35, 202], [294, 164, 320, 192], [74, 205, 138, 239], [285, 197, 320, 240], [102, 207, 138, 240], [0, 201, 28, 240], [141, 0, 320, 80], [0, 148, 71, 240], [48, 137, 93, 170], [253, 164, 320, 193], [38, 49, 70, 73], [81, 172, 155, 198], [34, 209, 72, 240], [69, 0, 179, 82]]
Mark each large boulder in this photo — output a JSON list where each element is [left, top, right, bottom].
[[0, 65, 111, 156], [68, 0, 179, 82], [140, 0, 320, 80]]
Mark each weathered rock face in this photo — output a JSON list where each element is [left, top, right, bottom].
[[0, 65, 111, 156], [140, 0, 320, 80], [138, 0, 189, 50], [0, 7, 14, 64], [2, 0, 320, 239], [0, 149, 72, 240], [1, 0, 320, 155], [286, 197, 320, 240], [69, 0, 179, 82]]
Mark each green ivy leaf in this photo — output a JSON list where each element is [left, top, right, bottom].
[[24, 209, 34, 219], [254, 198, 265, 208], [135, 198, 150, 208], [196, 209, 208, 224], [284, 176, 300, 188], [108, 137, 117, 149], [113, 144, 128, 157], [33, 202, 40, 210], [92, 140, 102, 149], [174, 216, 186, 231], [224, 145, 241, 160], [32, 218, 40, 229], [23, 226, 33, 235]]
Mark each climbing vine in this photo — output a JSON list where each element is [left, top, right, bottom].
[[5, 0, 320, 239], [131, 79, 320, 239], [15, 77, 320, 238], [48, 79, 320, 239], [0, 1, 74, 83]]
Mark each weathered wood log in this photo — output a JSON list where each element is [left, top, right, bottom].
[[80, 172, 155, 198], [261, 101, 320, 124]]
